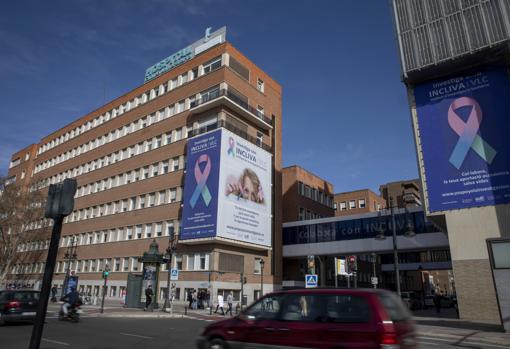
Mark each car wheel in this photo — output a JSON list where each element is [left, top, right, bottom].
[[208, 338, 228, 349], [0, 315, 5, 326]]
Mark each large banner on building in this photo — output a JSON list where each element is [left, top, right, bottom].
[[216, 129, 272, 246], [414, 67, 510, 212], [180, 130, 221, 240], [181, 128, 272, 247]]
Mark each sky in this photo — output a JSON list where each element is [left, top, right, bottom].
[[0, 0, 418, 194]]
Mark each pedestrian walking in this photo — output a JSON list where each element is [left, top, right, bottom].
[[192, 289, 198, 309], [433, 292, 442, 314], [187, 289, 193, 309], [214, 293, 225, 315], [205, 290, 211, 309], [226, 291, 233, 316], [144, 285, 153, 311], [51, 286, 57, 302]]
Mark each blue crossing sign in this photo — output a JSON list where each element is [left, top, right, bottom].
[[305, 274, 318, 288], [170, 268, 179, 281]]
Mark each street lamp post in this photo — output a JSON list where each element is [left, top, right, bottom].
[[375, 197, 415, 296], [260, 259, 265, 298], [100, 264, 110, 314], [61, 237, 78, 298], [163, 231, 177, 312]]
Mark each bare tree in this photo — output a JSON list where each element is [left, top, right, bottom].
[[0, 177, 49, 287]]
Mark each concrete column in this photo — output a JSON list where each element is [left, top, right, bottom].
[[446, 205, 510, 325]]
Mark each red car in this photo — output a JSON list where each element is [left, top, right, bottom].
[[197, 288, 416, 349]]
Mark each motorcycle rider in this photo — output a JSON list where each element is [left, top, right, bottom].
[[61, 286, 81, 317]]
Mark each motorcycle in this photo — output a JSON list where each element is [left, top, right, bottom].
[[58, 302, 82, 323]]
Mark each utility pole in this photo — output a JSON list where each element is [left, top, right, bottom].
[[372, 253, 377, 289], [334, 257, 338, 288], [390, 197, 401, 296]]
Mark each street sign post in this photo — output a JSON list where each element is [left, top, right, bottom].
[[305, 274, 318, 288], [170, 268, 179, 281], [371, 277, 378, 286], [30, 179, 77, 349]]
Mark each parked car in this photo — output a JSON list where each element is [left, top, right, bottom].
[[197, 288, 416, 349], [0, 289, 39, 325], [400, 291, 421, 310]]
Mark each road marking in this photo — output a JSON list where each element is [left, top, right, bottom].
[[119, 332, 153, 340], [418, 336, 510, 349], [42, 338, 70, 346]]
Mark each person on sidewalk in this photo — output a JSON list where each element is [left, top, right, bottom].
[[187, 289, 193, 309], [51, 286, 58, 302], [192, 290, 198, 310], [226, 291, 233, 316], [214, 293, 225, 315], [433, 292, 442, 314], [205, 290, 211, 309], [144, 285, 153, 311]]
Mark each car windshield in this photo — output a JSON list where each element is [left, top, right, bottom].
[[378, 292, 412, 322]]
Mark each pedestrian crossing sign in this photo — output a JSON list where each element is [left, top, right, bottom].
[[305, 274, 318, 288], [170, 268, 179, 281]]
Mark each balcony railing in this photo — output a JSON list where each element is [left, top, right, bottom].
[[190, 120, 272, 153], [190, 89, 273, 126]]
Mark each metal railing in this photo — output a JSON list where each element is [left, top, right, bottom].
[[189, 120, 272, 153], [190, 89, 273, 126]]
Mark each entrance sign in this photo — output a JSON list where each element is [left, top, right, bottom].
[[305, 274, 318, 288], [414, 67, 510, 212]]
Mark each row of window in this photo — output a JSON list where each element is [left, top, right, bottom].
[[74, 155, 183, 199], [64, 187, 181, 224], [334, 199, 382, 211], [37, 55, 224, 156], [297, 181, 334, 208], [17, 240, 50, 252], [34, 101, 190, 174], [32, 124, 189, 192], [61, 219, 179, 248]]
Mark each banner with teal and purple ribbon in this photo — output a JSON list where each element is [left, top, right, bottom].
[[414, 67, 510, 212], [180, 129, 221, 240]]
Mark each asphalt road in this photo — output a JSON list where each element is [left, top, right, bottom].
[[1, 317, 508, 349]]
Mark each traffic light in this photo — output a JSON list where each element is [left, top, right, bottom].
[[348, 255, 357, 272], [102, 270, 109, 279]]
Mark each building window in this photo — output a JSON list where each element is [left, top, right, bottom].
[[256, 131, 263, 147], [349, 200, 356, 209], [298, 181, 304, 196], [340, 202, 347, 211], [254, 258, 262, 274], [203, 56, 222, 74], [359, 199, 366, 208], [187, 255, 195, 271], [299, 207, 305, 221], [257, 78, 264, 93]]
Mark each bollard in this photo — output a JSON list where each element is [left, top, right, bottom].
[[184, 305, 187, 315]]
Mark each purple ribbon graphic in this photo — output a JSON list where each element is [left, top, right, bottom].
[[448, 97, 497, 170], [189, 154, 212, 208], [227, 137, 235, 156]]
